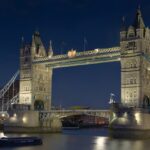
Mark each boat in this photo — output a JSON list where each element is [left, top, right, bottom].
[[0, 136, 42, 147]]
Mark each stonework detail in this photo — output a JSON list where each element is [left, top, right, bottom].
[[19, 32, 53, 111], [120, 8, 150, 107]]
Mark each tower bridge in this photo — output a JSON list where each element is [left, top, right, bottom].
[[18, 30, 123, 111], [18, 7, 150, 111], [1, 7, 150, 128]]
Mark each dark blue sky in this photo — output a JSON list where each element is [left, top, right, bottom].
[[0, 0, 149, 109]]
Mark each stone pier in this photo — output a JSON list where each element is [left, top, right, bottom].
[[109, 103, 150, 138], [3, 111, 62, 133]]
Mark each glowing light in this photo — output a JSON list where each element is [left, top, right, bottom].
[[68, 49, 76, 58], [123, 112, 128, 118], [1, 114, 5, 117], [0, 132, 7, 138], [10, 115, 17, 122], [48, 55, 52, 58], [0, 111, 9, 121], [135, 112, 141, 125], [113, 113, 116, 118], [93, 137, 107, 150], [13, 113, 17, 117], [94, 49, 99, 53], [147, 67, 150, 71], [22, 117, 27, 123]]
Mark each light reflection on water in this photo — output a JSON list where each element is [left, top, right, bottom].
[[92, 136, 147, 150], [93, 137, 108, 150], [0, 129, 150, 150]]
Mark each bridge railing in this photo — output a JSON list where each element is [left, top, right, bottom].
[[33, 47, 121, 63]]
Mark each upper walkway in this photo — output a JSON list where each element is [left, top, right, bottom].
[[33, 47, 121, 68]]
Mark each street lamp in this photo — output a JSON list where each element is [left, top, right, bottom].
[[0, 112, 9, 121]]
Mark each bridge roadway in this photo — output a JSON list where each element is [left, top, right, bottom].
[[39, 109, 111, 122], [33, 47, 121, 68]]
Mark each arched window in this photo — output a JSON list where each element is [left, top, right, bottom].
[[34, 100, 44, 111]]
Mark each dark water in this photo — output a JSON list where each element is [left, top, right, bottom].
[[1, 128, 150, 150]]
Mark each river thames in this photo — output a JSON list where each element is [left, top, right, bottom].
[[1, 128, 150, 150]]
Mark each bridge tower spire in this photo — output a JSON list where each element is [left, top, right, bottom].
[[120, 7, 150, 107], [19, 32, 53, 111], [133, 5, 145, 29], [48, 40, 53, 58]]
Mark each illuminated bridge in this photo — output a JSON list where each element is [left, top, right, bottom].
[[1, 7, 150, 133], [33, 47, 121, 68]]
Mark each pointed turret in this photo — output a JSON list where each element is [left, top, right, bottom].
[[31, 31, 46, 57], [48, 40, 53, 58], [32, 31, 43, 49], [31, 34, 35, 47], [133, 6, 145, 29], [120, 16, 127, 41]]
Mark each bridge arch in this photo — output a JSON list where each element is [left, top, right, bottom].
[[143, 95, 150, 108], [34, 100, 44, 111]]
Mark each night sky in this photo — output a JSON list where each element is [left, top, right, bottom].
[[0, 0, 149, 109]]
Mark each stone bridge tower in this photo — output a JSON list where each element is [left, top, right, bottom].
[[19, 31, 53, 111], [120, 7, 150, 107]]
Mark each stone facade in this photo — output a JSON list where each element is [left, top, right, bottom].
[[19, 32, 53, 111], [120, 8, 150, 107]]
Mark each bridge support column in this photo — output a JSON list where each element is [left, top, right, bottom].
[[109, 104, 150, 138], [19, 32, 53, 111], [31, 65, 53, 111], [2, 111, 62, 133], [39, 113, 62, 132]]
